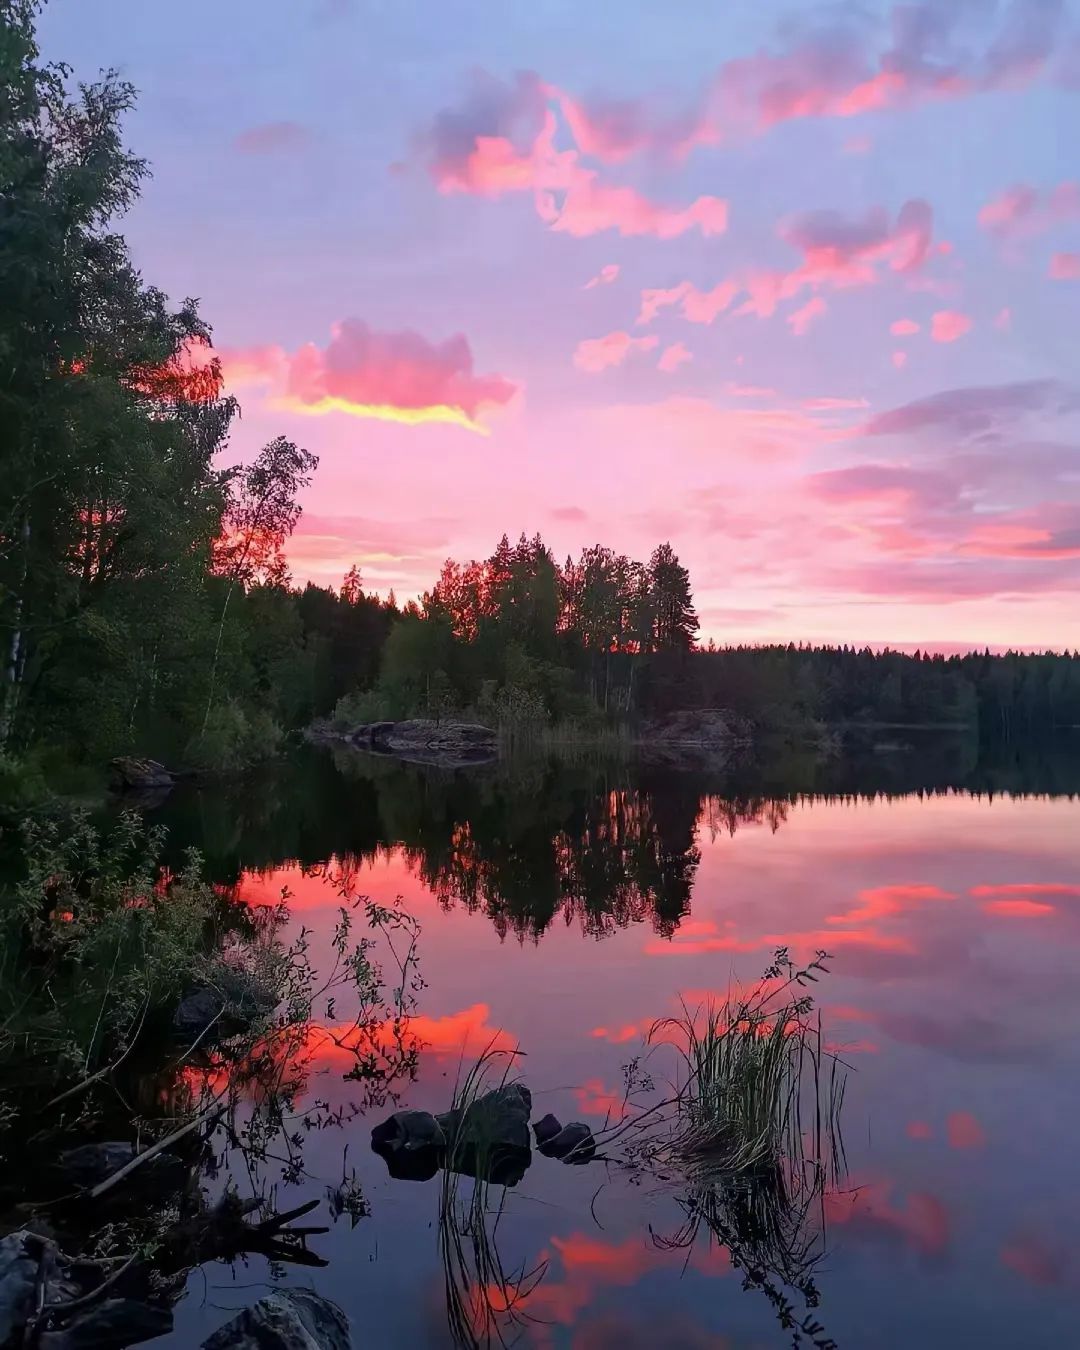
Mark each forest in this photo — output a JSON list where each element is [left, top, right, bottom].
[[3, 2, 1080, 810]]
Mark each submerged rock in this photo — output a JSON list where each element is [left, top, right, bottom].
[[201, 1288, 351, 1350], [370, 1109, 446, 1182], [108, 756, 174, 791]]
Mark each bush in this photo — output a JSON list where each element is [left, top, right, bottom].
[[332, 687, 393, 729], [0, 811, 216, 1082], [0, 751, 49, 811], [185, 700, 283, 772]]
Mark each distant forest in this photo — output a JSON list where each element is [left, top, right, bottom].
[[1, 6, 1078, 804]]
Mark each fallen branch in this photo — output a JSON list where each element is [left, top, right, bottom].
[[89, 1103, 222, 1200]]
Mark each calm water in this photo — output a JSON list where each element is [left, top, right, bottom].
[[145, 741, 1079, 1348]]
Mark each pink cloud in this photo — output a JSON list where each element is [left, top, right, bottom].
[[1050, 251, 1080, 279], [233, 121, 312, 154], [787, 296, 827, 335], [891, 318, 921, 336], [421, 81, 728, 240], [584, 263, 620, 289], [893, 350, 909, 369], [983, 898, 1056, 917], [843, 134, 873, 156], [931, 310, 974, 342], [542, 174, 728, 239], [724, 381, 778, 398], [218, 319, 518, 432], [994, 306, 1013, 331], [638, 200, 935, 332], [978, 180, 1080, 240], [946, 1111, 986, 1150], [658, 341, 692, 373], [573, 330, 659, 373], [906, 1120, 934, 1140]]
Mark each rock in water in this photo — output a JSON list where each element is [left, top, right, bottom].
[[108, 756, 174, 791], [532, 1113, 562, 1148], [437, 1083, 532, 1186], [202, 1289, 351, 1350], [537, 1121, 596, 1164], [370, 1110, 446, 1181]]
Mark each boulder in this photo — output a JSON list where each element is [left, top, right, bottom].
[[173, 967, 277, 1042], [536, 1121, 596, 1164], [39, 1299, 173, 1350], [0, 1231, 38, 1346], [56, 1141, 184, 1191], [202, 1289, 351, 1350], [108, 757, 174, 792], [370, 1110, 446, 1182], [437, 1083, 532, 1186], [337, 720, 497, 767]]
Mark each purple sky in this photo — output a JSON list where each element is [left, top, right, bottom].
[[44, 0, 1080, 648]]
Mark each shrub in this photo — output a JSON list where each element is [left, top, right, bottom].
[[185, 701, 283, 771]]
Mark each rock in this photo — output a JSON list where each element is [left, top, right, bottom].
[[202, 1288, 351, 1350], [532, 1113, 562, 1148], [333, 719, 498, 767], [108, 757, 174, 791], [39, 1299, 173, 1350], [641, 709, 752, 748], [437, 1083, 532, 1186], [173, 967, 277, 1042], [56, 1141, 185, 1192], [370, 1110, 446, 1182], [537, 1121, 596, 1164], [0, 1231, 38, 1345]]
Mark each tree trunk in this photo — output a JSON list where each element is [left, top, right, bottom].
[[1, 514, 31, 749], [201, 579, 236, 735]]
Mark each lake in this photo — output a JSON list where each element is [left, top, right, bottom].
[[145, 739, 1079, 1348]]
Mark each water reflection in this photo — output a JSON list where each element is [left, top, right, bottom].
[[140, 741, 1080, 1349]]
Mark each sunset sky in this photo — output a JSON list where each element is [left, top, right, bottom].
[[47, 0, 1080, 648]]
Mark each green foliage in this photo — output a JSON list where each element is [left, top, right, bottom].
[[0, 811, 214, 1081], [0, 749, 48, 810], [185, 700, 283, 772]]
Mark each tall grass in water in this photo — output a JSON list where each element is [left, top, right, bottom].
[[595, 949, 846, 1349], [438, 1045, 546, 1350]]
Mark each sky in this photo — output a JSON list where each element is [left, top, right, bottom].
[[43, 0, 1080, 649]]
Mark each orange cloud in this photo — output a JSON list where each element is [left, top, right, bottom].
[[827, 883, 957, 925], [931, 310, 973, 342], [982, 898, 1056, 917], [825, 1182, 950, 1258], [307, 1002, 516, 1071], [946, 1111, 986, 1150], [574, 1078, 631, 1121], [574, 330, 659, 373], [218, 320, 518, 434], [970, 883, 1080, 899], [658, 341, 692, 373]]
